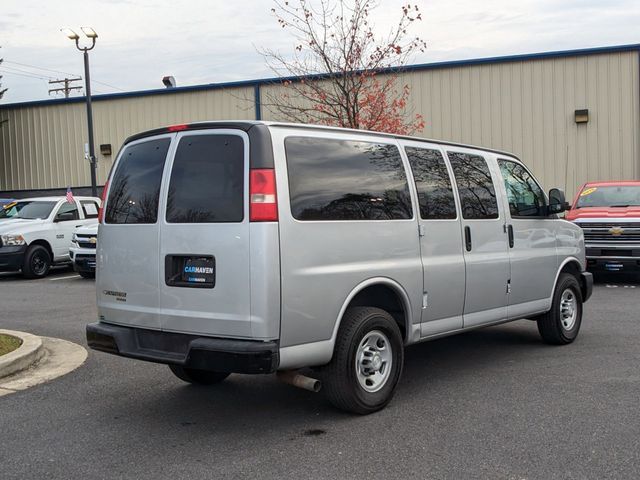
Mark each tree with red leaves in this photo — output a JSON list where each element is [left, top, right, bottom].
[[262, 0, 426, 135]]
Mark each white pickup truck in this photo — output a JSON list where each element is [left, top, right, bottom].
[[0, 196, 101, 278], [70, 223, 98, 278]]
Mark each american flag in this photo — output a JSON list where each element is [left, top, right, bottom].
[[66, 186, 75, 204]]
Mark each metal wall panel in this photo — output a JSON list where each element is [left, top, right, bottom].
[[0, 87, 255, 190], [1, 50, 638, 198], [398, 51, 640, 196]]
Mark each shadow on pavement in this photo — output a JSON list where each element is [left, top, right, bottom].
[[92, 321, 547, 435]]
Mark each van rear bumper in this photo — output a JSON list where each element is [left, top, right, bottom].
[[86, 322, 279, 374]]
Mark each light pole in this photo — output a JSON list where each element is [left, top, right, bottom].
[[61, 27, 99, 198]]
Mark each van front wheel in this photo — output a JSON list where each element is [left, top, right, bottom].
[[169, 365, 230, 385], [321, 307, 404, 415], [537, 273, 583, 345]]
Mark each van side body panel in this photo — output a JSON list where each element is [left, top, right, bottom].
[[269, 127, 423, 350]]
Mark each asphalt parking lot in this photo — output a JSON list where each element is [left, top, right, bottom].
[[0, 269, 639, 480]]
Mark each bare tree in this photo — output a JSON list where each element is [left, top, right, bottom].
[[261, 0, 426, 134], [0, 48, 7, 99]]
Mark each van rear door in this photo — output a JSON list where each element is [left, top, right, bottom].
[[158, 130, 252, 338], [98, 134, 173, 330]]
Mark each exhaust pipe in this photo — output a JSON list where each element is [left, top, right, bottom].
[[277, 371, 322, 393]]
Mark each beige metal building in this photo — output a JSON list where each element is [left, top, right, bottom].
[[1, 44, 639, 198]]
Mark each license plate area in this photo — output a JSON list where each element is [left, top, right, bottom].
[[165, 255, 216, 288]]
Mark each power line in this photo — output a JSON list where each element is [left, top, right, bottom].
[[3, 60, 75, 77], [0, 69, 49, 80], [1, 64, 53, 79], [4, 59, 125, 91]]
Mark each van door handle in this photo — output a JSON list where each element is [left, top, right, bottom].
[[507, 224, 514, 248], [464, 226, 472, 251]]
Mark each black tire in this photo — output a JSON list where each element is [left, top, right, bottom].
[[321, 307, 404, 415], [22, 244, 51, 279], [169, 365, 230, 385], [79, 271, 95, 279], [537, 273, 583, 345]]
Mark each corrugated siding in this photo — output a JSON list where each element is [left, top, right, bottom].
[[0, 87, 255, 190], [1, 51, 638, 197], [400, 51, 640, 196]]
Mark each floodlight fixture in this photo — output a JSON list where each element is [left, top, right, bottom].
[[81, 27, 98, 39], [61, 28, 80, 40]]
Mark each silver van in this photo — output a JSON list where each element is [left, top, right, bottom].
[[87, 121, 593, 414]]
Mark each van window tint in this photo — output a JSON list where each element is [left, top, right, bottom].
[[166, 134, 244, 223], [448, 151, 499, 219], [105, 138, 171, 224], [286, 137, 412, 221], [498, 159, 546, 217], [405, 147, 456, 219]]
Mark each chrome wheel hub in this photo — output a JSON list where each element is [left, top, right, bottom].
[[355, 330, 393, 393], [560, 289, 577, 330]]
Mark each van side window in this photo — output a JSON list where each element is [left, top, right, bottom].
[[286, 137, 412, 221], [166, 134, 244, 223], [405, 147, 456, 219], [498, 159, 546, 217], [81, 201, 99, 219], [106, 138, 171, 224], [448, 151, 499, 219]]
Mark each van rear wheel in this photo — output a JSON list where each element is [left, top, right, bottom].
[[169, 365, 230, 385], [321, 307, 404, 415], [537, 273, 583, 345]]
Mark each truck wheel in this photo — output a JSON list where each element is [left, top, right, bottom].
[[169, 365, 230, 385], [22, 245, 51, 279], [79, 271, 95, 279], [321, 307, 404, 415], [537, 273, 583, 345]]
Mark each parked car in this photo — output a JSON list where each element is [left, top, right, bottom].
[[566, 181, 640, 274], [70, 224, 98, 278], [0, 198, 15, 209], [0, 196, 101, 278], [87, 121, 592, 414]]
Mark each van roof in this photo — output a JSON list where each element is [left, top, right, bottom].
[[123, 120, 520, 161]]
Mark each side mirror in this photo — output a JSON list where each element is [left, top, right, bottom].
[[548, 188, 569, 214], [55, 212, 75, 222]]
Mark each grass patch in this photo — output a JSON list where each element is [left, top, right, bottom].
[[0, 334, 22, 356]]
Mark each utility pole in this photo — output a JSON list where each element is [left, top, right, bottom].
[[48, 77, 83, 98]]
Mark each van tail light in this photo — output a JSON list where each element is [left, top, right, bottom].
[[250, 169, 278, 222], [98, 179, 109, 223]]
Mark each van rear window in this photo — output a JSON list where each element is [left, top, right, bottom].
[[166, 134, 244, 223], [285, 137, 412, 221], [105, 138, 171, 224]]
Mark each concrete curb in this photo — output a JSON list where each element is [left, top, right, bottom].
[[0, 329, 45, 379]]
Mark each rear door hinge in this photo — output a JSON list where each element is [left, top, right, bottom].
[[418, 224, 426, 237], [506, 279, 512, 294]]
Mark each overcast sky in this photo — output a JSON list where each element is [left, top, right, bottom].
[[1, 0, 639, 104]]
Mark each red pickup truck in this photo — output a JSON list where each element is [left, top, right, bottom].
[[566, 181, 640, 273]]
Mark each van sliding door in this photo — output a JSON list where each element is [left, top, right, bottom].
[[447, 149, 510, 327], [401, 141, 465, 337]]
